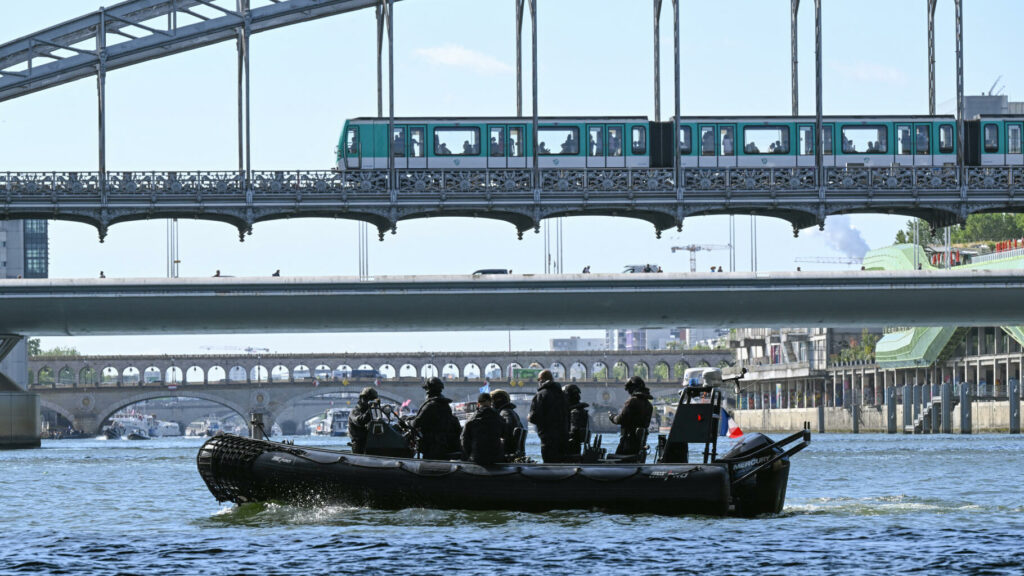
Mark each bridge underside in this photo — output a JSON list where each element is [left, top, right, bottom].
[[2, 166, 1016, 240]]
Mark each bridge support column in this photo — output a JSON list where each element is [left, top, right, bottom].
[[1009, 378, 1020, 434], [73, 413, 103, 437], [0, 392, 39, 449], [960, 382, 972, 434], [941, 381, 952, 434], [816, 401, 825, 434], [250, 412, 265, 439], [902, 383, 911, 433], [851, 402, 859, 434], [886, 387, 897, 434]]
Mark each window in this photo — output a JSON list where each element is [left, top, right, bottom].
[[489, 127, 505, 157], [700, 126, 715, 156], [345, 127, 359, 155], [433, 127, 480, 156], [409, 127, 424, 158], [742, 126, 789, 154], [896, 125, 912, 155], [915, 125, 930, 155], [799, 126, 813, 155], [1009, 125, 1022, 155], [588, 126, 604, 157], [631, 126, 647, 155], [607, 126, 623, 156], [939, 124, 954, 154], [679, 126, 692, 154], [392, 127, 405, 157], [822, 126, 833, 155], [509, 127, 524, 157], [840, 126, 887, 153], [984, 124, 999, 153], [720, 126, 735, 156], [538, 127, 579, 155]]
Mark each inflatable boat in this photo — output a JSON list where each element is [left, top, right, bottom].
[[197, 383, 810, 517]]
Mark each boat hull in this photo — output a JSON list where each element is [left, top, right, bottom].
[[198, 434, 741, 516]]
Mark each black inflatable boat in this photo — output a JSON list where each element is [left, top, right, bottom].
[[197, 384, 810, 517]]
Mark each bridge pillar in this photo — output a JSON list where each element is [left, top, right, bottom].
[[886, 387, 897, 434], [1009, 378, 1020, 434], [0, 392, 39, 449], [959, 383, 972, 434], [73, 413, 104, 437], [816, 401, 825, 434], [941, 381, 952, 434], [902, 384, 911, 433]]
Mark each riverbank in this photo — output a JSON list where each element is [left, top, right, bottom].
[[735, 400, 1022, 433]]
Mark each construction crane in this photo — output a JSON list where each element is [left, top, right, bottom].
[[794, 256, 863, 266], [670, 244, 732, 273]]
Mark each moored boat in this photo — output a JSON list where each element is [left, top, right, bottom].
[[197, 375, 810, 517]]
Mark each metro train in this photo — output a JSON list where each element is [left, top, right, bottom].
[[335, 115, 1024, 172]]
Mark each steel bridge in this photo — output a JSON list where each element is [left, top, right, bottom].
[[0, 0, 990, 240]]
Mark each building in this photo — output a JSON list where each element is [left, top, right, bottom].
[[0, 220, 49, 279], [549, 336, 606, 352], [605, 327, 679, 351], [964, 93, 1024, 119]]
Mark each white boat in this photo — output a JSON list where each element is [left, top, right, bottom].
[[313, 408, 350, 437], [185, 417, 223, 437]]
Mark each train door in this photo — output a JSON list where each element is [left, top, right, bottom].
[[344, 126, 360, 170], [586, 124, 605, 168], [678, 124, 697, 168], [913, 123, 932, 166], [797, 124, 815, 167], [1006, 122, 1023, 166], [407, 126, 426, 169], [982, 122, 1001, 166], [895, 123, 913, 166], [390, 126, 407, 170], [606, 125, 625, 168], [487, 125, 507, 169], [698, 124, 717, 168], [507, 125, 526, 169], [718, 124, 736, 168], [936, 123, 955, 166]]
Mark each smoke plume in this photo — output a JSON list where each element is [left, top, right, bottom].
[[820, 215, 870, 258]]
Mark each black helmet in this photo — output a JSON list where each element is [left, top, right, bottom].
[[359, 387, 378, 401], [423, 376, 444, 393], [625, 376, 645, 392], [562, 383, 581, 403]]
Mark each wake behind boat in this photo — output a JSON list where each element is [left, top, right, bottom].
[[197, 377, 810, 517]]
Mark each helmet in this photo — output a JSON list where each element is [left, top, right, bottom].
[[562, 383, 581, 403], [422, 376, 444, 393], [359, 387, 378, 401], [490, 389, 511, 407], [625, 376, 646, 392]]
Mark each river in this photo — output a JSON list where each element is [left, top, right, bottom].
[[2, 433, 1022, 575]]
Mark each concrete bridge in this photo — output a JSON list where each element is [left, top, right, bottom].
[[30, 349, 731, 434]]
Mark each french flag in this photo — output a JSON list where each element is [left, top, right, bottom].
[[719, 408, 743, 438]]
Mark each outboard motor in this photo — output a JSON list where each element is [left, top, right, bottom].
[[718, 429, 806, 517]]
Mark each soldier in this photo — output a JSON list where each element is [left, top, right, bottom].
[[411, 377, 459, 460], [491, 388, 524, 459], [609, 376, 653, 456], [528, 369, 569, 463], [347, 387, 378, 454], [563, 384, 590, 459], [461, 393, 505, 465]]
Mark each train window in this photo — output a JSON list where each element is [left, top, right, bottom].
[[392, 127, 406, 157], [799, 126, 813, 155], [984, 124, 999, 153], [409, 127, 425, 158], [840, 126, 887, 153], [509, 127, 524, 157], [679, 126, 692, 154], [743, 126, 789, 154], [490, 127, 505, 157], [939, 125, 954, 154], [821, 126, 833, 155], [720, 126, 735, 156], [345, 127, 359, 155], [1009, 125, 1022, 155], [632, 126, 647, 155], [608, 127, 623, 156], [896, 125, 912, 155], [538, 127, 579, 155], [915, 126, 930, 155], [433, 127, 480, 156], [700, 126, 715, 156], [588, 126, 604, 156]]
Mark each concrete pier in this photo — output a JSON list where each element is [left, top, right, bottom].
[[0, 392, 40, 449]]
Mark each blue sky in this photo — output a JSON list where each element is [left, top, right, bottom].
[[1, 0, 1019, 355]]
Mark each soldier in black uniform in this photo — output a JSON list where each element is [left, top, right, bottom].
[[490, 388, 524, 460], [608, 376, 653, 455], [461, 393, 505, 465], [563, 383, 590, 459], [528, 369, 569, 463], [347, 387, 378, 454], [411, 377, 459, 460]]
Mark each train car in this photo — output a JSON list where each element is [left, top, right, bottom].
[[965, 116, 1024, 166], [335, 117, 650, 171], [336, 114, 960, 172]]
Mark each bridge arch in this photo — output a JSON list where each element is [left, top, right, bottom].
[[549, 362, 566, 380], [399, 363, 417, 378], [441, 363, 459, 379], [271, 365, 290, 383], [95, 391, 250, 435], [673, 361, 690, 379], [79, 367, 98, 386], [378, 364, 396, 379], [653, 361, 671, 381], [185, 365, 205, 384], [40, 399, 76, 429], [421, 364, 438, 378], [568, 361, 587, 381], [484, 363, 501, 379], [208, 366, 227, 384], [463, 363, 480, 379], [57, 366, 75, 387], [632, 361, 649, 379]]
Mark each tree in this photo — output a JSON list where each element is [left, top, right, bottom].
[[896, 213, 1024, 247], [612, 362, 627, 380], [653, 363, 669, 381], [894, 218, 943, 247], [27, 338, 40, 357]]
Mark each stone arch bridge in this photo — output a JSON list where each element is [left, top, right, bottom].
[[31, 349, 732, 434]]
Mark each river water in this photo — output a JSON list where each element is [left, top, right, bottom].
[[2, 433, 1022, 575]]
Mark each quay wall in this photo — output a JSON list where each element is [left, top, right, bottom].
[[735, 401, 1020, 433], [0, 392, 40, 449]]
